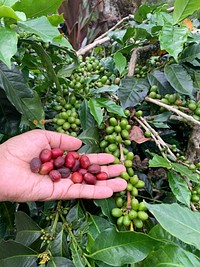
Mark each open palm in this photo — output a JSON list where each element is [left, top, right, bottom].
[[0, 130, 127, 202]]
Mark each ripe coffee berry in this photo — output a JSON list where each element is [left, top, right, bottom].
[[71, 172, 83, 183], [30, 147, 111, 185], [30, 157, 42, 173], [80, 155, 91, 169], [39, 162, 54, 175], [51, 148, 64, 159], [39, 149, 52, 163], [49, 170, 61, 182]]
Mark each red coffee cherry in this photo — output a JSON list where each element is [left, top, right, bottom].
[[30, 157, 42, 173], [83, 173, 97, 185], [65, 154, 75, 169], [39, 161, 54, 175], [54, 156, 65, 168], [39, 149, 52, 163], [78, 168, 88, 175], [57, 167, 71, 178], [71, 159, 80, 172], [80, 155, 91, 169], [49, 170, 61, 182], [96, 172, 108, 180], [51, 147, 64, 159], [67, 151, 80, 160], [71, 172, 83, 183], [88, 164, 101, 174]]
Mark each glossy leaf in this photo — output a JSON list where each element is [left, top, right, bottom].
[[180, 43, 200, 63], [70, 241, 85, 267], [94, 198, 116, 223], [89, 229, 160, 265], [0, 5, 26, 20], [113, 52, 127, 76], [0, 27, 17, 68], [13, 0, 64, 18], [173, 0, 200, 24], [15, 211, 41, 230], [142, 244, 200, 267], [0, 62, 44, 128], [148, 69, 175, 95], [0, 0, 19, 6], [18, 16, 62, 43], [50, 230, 69, 258], [87, 215, 114, 251], [171, 162, 200, 182], [0, 240, 37, 267], [79, 99, 96, 130], [118, 77, 149, 109], [164, 64, 195, 97], [96, 98, 125, 117], [0, 202, 16, 239], [168, 171, 191, 207], [134, 5, 151, 23], [47, 257, 74, 267], [159, 23, 189, 61], [147, 203, 200, 250], [88, 98, 103, 126], [148, 154, 171, 169], [47, 13, 64, 27], [78, 127, 99, 147]]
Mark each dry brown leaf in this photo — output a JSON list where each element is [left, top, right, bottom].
[[130, 125, 151, 144]]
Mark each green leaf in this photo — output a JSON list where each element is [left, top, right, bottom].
[[94, 198, 121, 223], [164, 64, 195, 97], [0, 0, 19, 6], [180, 43, 200, 63], [0, 202, 15, 239], [173, 0, 200, 24], [0, 5, 26, 20], [171, 162, 200, 183], [159, 23, 189, 61], [50, 230, 69, 258], [146, 203, 200, 250], [18, 16, 61, 43], [142, 244, 200, 267], [78, 127, 99, 146], [148, 69, 175, 95], [134, 4, 151, 23], [0, 62, 45, 129], [78, 99, 96, 130], [0, 240, 37, 267], [89, 228, 160, 265], [13, 0, 64, 18], [118, 77, 149, 109], [70, 241, 86, 267], [92, 85, 119, 95], [168, 171, 191, 207], [148, 155, 171, 169], [47, 13, 64, 27], [0, 27, 17, 68], [88, 98, 103, 126], [87, 215, 114, 253], [47, 257, 74, 267], [113, 52, 127, 76], [96, 98, 125, 117], [15, 211, 40, 231]]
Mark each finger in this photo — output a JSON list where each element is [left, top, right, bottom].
[[46, 179, 114, 200], [86, 153, 115, 165], [101, 164, 126, 177], [44, 130, 82, 151], [96, 178, 127, 192]]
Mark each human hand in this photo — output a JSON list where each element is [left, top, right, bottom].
[[0, 129, 127, 202]]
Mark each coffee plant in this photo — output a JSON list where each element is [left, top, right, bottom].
[[1, 0, 200, 266]]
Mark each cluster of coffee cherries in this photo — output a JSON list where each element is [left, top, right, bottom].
[[30, 148, 108, 185], [191, 184, 200, 207]]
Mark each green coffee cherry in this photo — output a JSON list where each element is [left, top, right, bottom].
[[111, 208, 123, 217], [133, 218, 143, 228], [137, 211, 148, 221], [123, 214, 131, 227], [131, 198, 139, 210], [128, 210, 138, 220]]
